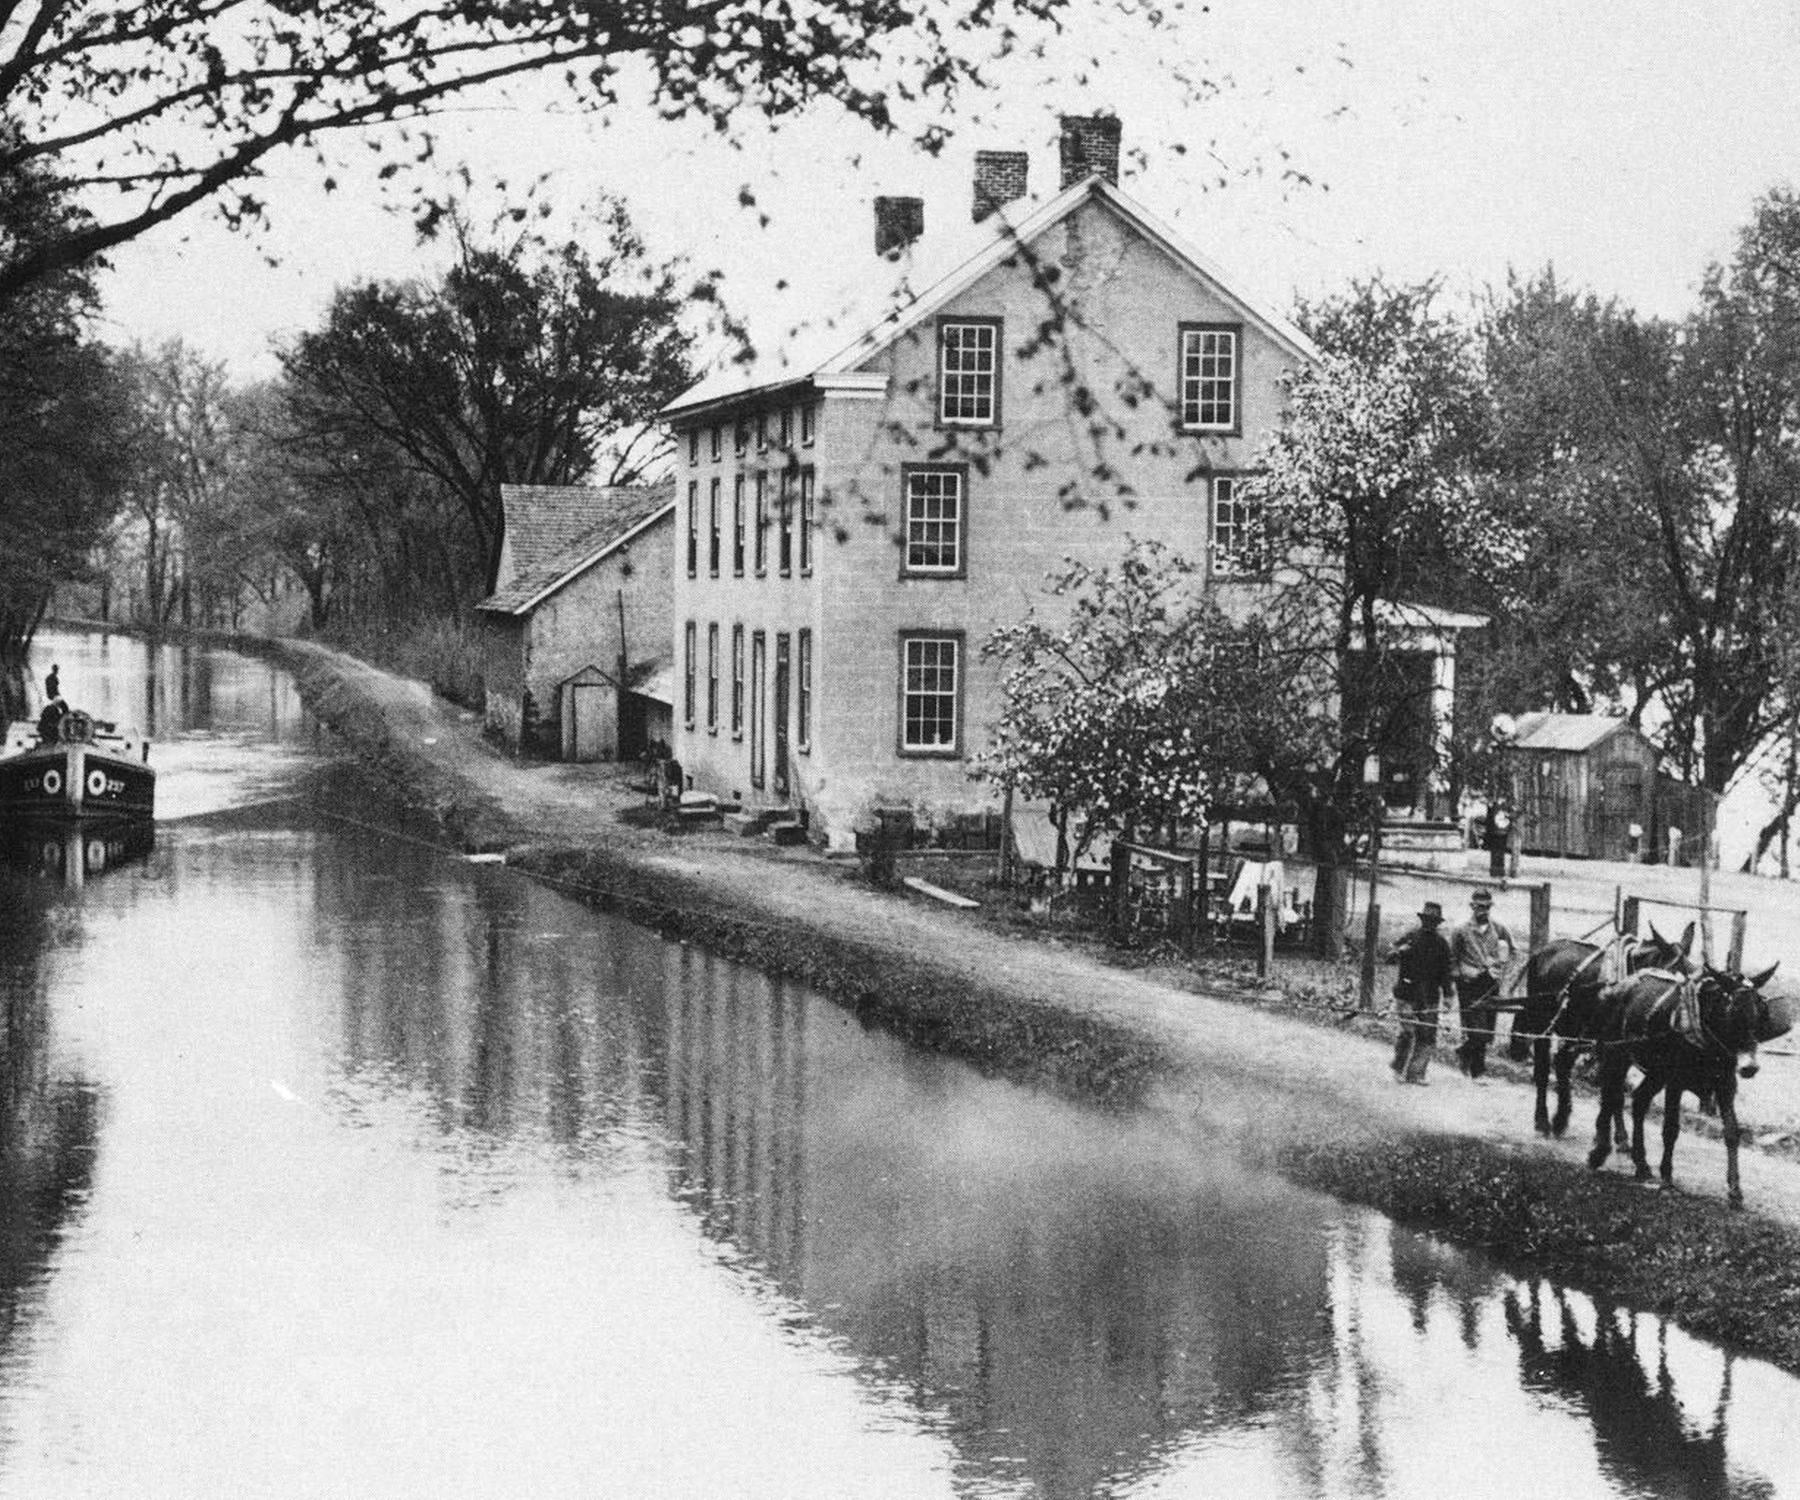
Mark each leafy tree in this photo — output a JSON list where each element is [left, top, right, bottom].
[[1476, 271, 1676, 721], [0, 135, 131, 717], [978, 540, 1304, 875], [0, 0, 1111, 306], [1247, 281, 1517, 844], [109, 340, 243, 626], [278, 198, 695, 587], [236, 382, 475, 628], [1659, 191, 1800, 791], [1479, 194, 1800, 798]]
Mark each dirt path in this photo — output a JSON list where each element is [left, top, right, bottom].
[[271, 640, 1800, 1242]]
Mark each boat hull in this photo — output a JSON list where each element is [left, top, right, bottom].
[[0, 742, 155, 820]]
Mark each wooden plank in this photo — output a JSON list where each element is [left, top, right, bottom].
[[903, 875, 979, 909]]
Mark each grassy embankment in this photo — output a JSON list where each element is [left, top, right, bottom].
[[271, 638, 1800, 1377]]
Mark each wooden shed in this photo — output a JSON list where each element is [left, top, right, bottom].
[[1498, 712, 1719, 864], [1500, 713, 1658, 860]]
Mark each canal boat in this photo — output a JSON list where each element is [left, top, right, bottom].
[[0, 711, 155, 820]]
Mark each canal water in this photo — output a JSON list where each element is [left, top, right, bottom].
[[2, 631, 1797, 1499]]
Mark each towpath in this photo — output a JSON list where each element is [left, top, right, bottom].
[[276, 640, 1800, 1236]]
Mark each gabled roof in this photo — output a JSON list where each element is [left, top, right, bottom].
[[477, 479, 674, 616], [1507, 712, 1647, 753], [661, 174, 1321, 422]]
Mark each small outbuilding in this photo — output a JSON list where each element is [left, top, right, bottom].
[[1497, 712, 1718, 863], [476, 479, 674, 760]]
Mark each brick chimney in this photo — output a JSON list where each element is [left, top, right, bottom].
[[874, 195, 924, 257], [972, 150, 1030, 223], [1058, 114, 1122, 189]]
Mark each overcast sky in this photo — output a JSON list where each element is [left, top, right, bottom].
[[98, 0, 1800, 383]]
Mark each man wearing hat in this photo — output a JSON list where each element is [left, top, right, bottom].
[[1389, 900, 1455, 1084], [1451, 887, 1517, 1079]]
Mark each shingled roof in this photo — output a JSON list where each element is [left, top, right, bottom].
[[477, 478, 674, 616]]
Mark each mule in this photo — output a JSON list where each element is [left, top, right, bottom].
[[1585, 962, 1786, 1209], [1510, 923, 1695, 1137]]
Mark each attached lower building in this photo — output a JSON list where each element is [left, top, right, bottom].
[[477, 480, 674, 760]]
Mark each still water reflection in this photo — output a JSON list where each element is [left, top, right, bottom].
[[1, 633, 1796, 1498]]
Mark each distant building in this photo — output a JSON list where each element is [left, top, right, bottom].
[[1497, 711, 1718, 863], [476, 480, 673, 760]]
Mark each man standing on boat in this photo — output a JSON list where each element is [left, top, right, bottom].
[[45, 663, 60, 704]]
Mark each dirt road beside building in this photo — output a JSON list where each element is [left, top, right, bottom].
[[267, 637, 1800, 1374]]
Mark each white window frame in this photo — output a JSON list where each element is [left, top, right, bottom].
[[901, 466, 965, 577], [937, 319, 1000, 427], [1209, 475, 1264, 577], [1179, 325, 1240, 433], [899, 633, 962, 756]]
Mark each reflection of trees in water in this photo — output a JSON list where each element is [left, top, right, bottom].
[[1504, 1282, 1774, 1500], [300, 837, 1800, 1500], [0, 905, 101, 1364], [656, 944, 1335, 1500]]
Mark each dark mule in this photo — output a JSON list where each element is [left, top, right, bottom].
[[1510, 923, 1694, 1137], [1585, 962, 1787, 1209]]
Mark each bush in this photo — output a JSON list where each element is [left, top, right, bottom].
[[319, 612, 485, 712]]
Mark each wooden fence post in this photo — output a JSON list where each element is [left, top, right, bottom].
[[1530, 883, 1552, 952], [1359, 901, 1382, 1011], [1728, 910, 1747, 972], [1256, 884, 1274, 977]]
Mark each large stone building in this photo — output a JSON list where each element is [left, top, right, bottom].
[[659, 116, 1322, 849]]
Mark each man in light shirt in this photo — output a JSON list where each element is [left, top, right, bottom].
[[1450, 887, 1516, 1081]]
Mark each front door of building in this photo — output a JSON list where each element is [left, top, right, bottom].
[[773, 633, 791, 799]]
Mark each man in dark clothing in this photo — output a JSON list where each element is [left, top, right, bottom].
[[44, 663, 60, 703], [37, 697, 67, 743], [1390, 900, 1455, 1084], [1451, 886, 1518, 1080]]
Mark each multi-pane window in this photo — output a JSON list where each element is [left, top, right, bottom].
[[753, 473, 768, 573], [683, 621, 696, 726], [1209, 475, 1264, 576], [706, 623, 719, 731], [899, 633, 961, 754], [801, 404, 816, 447], [685, 482, 698, 577], [732, 476, 746, 576], [797, 629, 813, 750], [734, 419, 749, 458], [708, 478, 721, 576], [938, 319, 1000, 426], [799, 468, 815, 574], [755, 412, 768, 453], [777, 469, 794, 576], [1180, 325, 1240, 431], [687, 429, 699, 465], [778, 407, 793, 449], [902, 467, 964, 576], [731, 625, 745, 736], [709, 425, 721, 462]]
